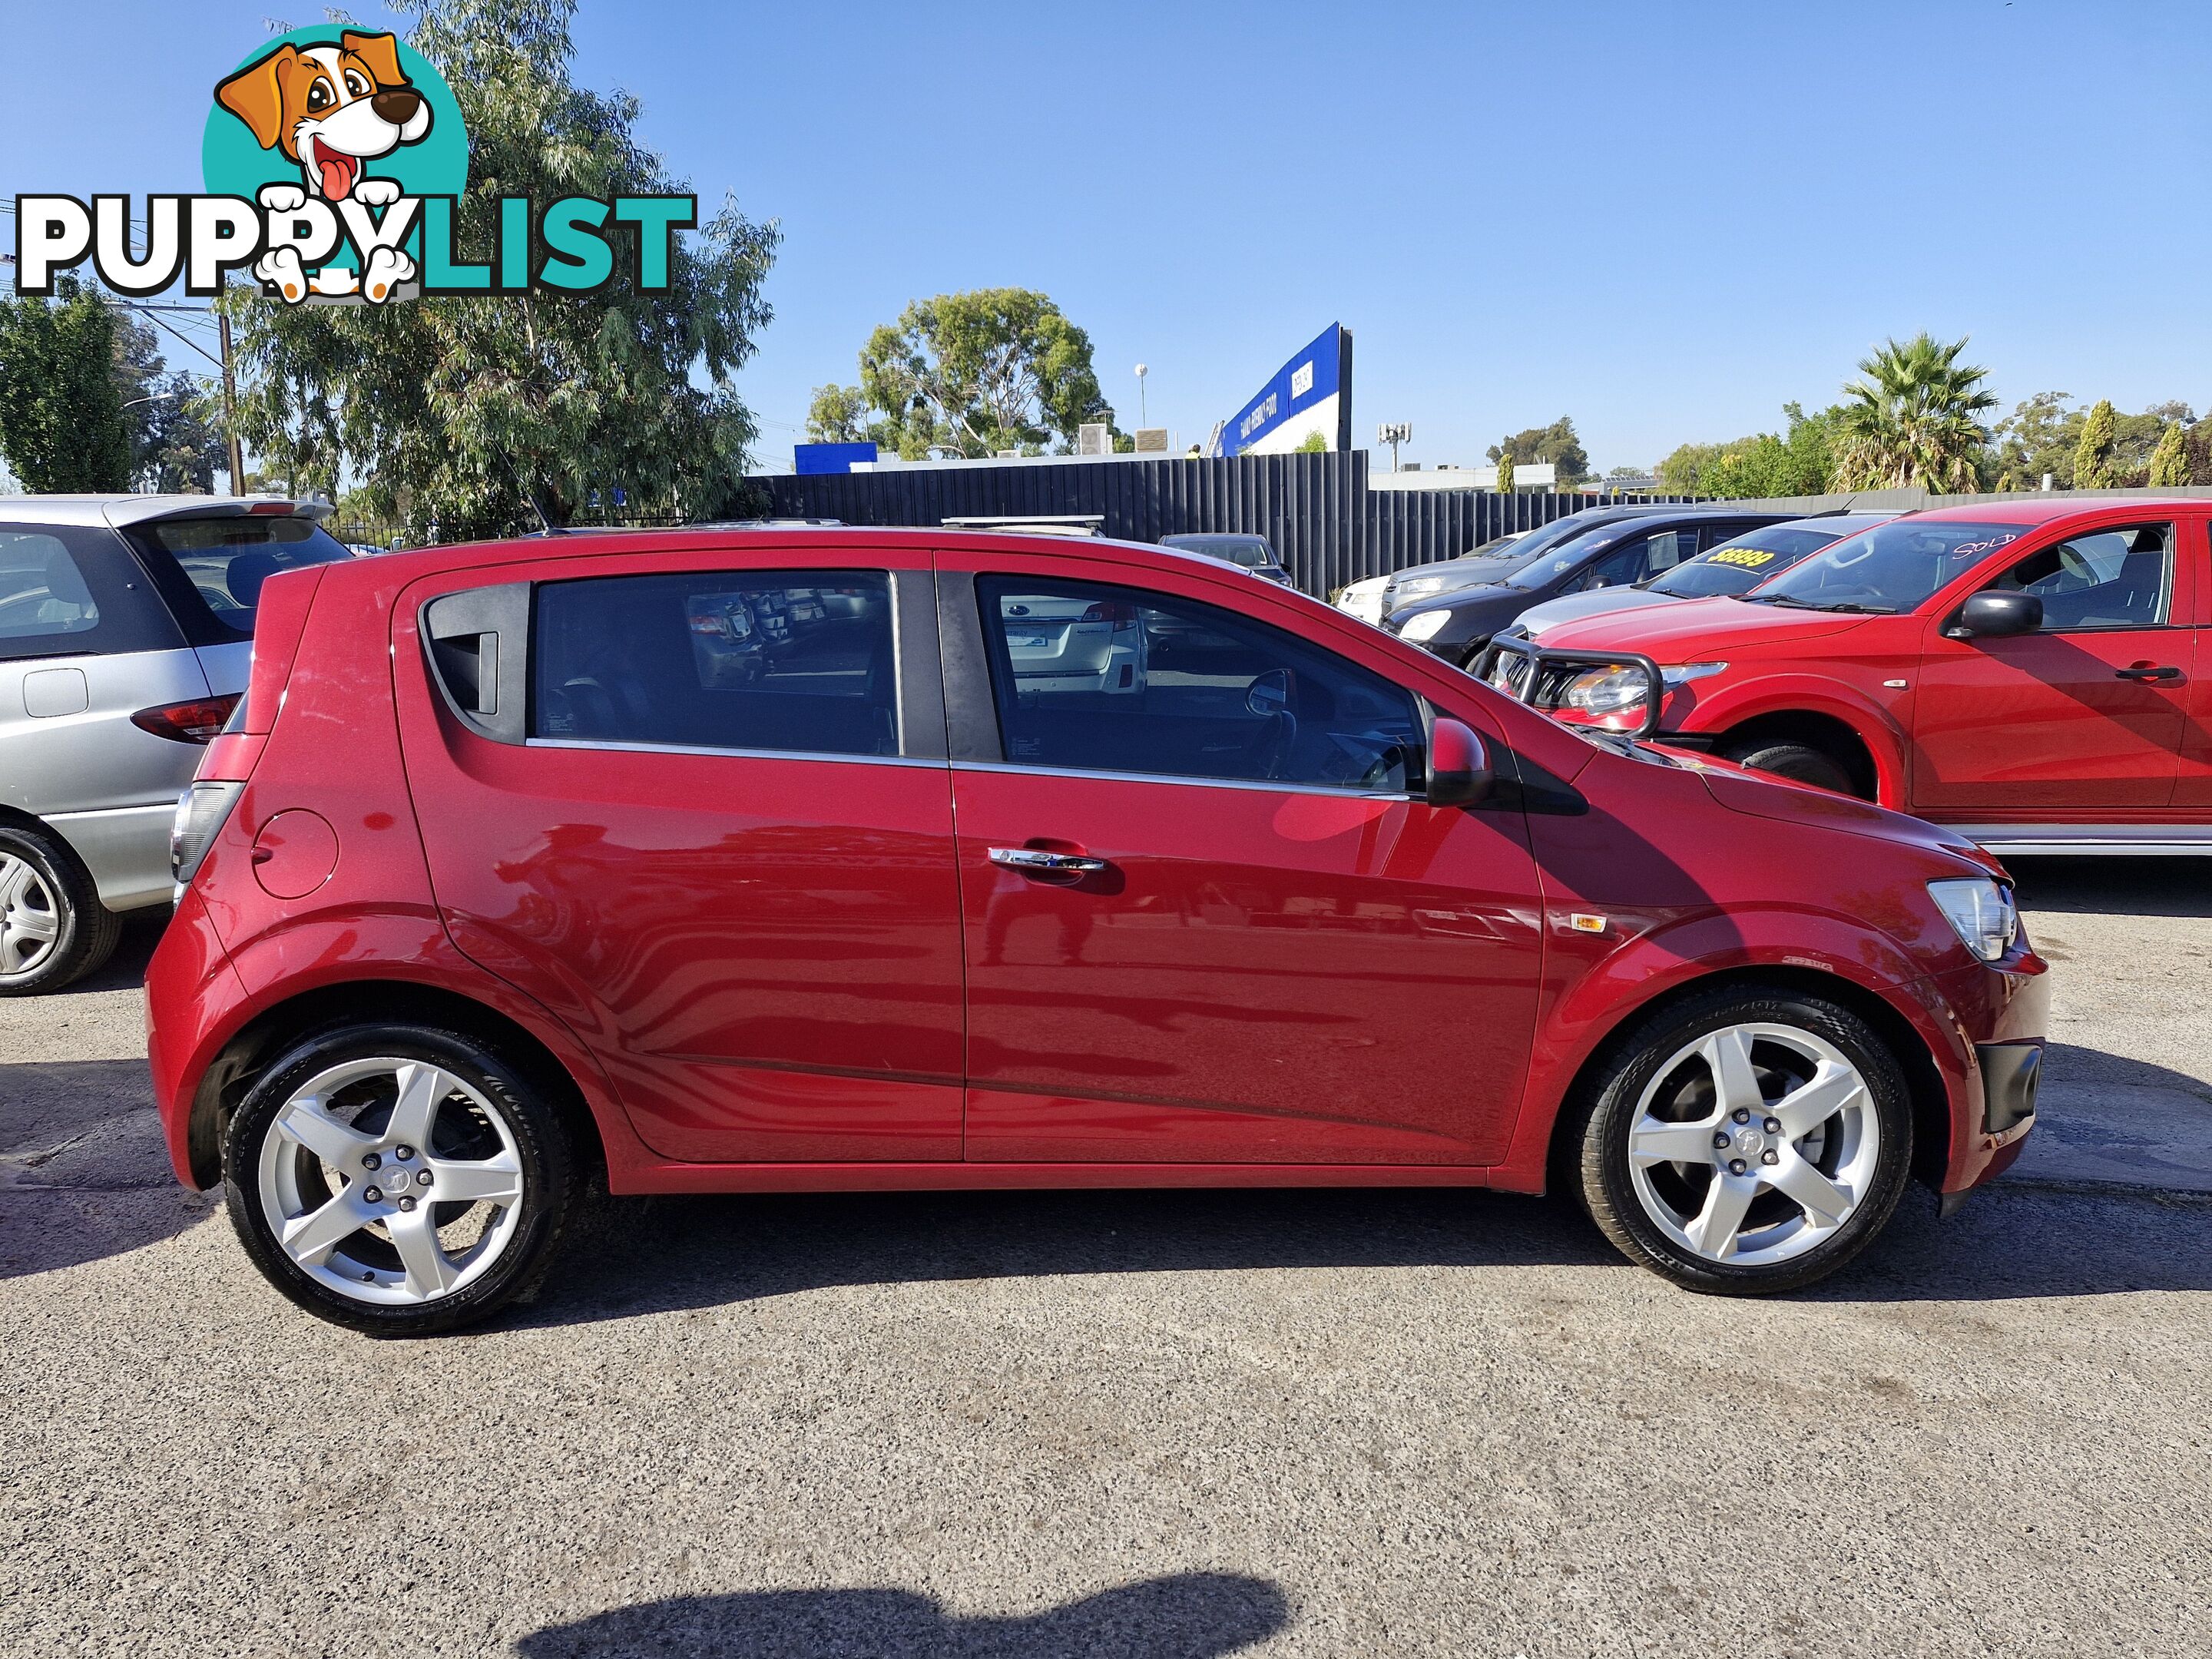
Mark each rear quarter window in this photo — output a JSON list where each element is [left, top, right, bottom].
[[0, 525, 183, 662]]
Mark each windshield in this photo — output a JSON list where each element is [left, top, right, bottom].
[[1647, 525, 1843, 598], [134, 515, 352, 639], [1750, 520, 2025, 614], [1164, 534, 1273, 568], [1502, 525, 1622, 589], [1459, 533, 1528, 560]]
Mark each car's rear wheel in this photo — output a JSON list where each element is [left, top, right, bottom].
[[224, 1024, 577, 1335], [1571, 986, 1914, 1293], [1717, 737, 1856, 796], [0, 823, 123, 995]]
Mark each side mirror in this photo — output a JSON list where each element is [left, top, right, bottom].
[[1426, 717, 1493, 807], [1949, 591, 2042, 639], [1246, 668, 1292, 717]]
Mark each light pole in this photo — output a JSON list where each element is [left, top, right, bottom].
[[123, 390, 180, 410], [1134, 363, 1148, 428], [1377, 422, 1412, 472]]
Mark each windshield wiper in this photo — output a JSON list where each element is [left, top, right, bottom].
[[1742, 594, 1892, 614]]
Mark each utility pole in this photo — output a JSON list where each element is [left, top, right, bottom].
[[1134, 363, 1149, 428], [1377, 422, 1412, 472], [217, 298, 244, 495]]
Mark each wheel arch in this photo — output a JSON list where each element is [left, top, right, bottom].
[[1541, 964, 1952, 1196], [1710, 709, 1885, 801], [184, 979, 608, 1189]]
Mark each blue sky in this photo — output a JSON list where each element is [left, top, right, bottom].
[[6, 0, 2209, 473]]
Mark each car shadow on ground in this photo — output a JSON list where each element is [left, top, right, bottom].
[[0, 1053, 215, 1280], [512, 1160, 2212, 1335], [514, 1574, 1290, 1658], [2005, 855, 2212, 917]]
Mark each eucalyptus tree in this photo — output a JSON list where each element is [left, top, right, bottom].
[[223, 0, 780, 539]]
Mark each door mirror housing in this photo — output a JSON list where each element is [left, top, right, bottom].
[[1246, 668, 1292, 717], [1426, 717, 1493, 807], [1949, 590, 2043, 639]]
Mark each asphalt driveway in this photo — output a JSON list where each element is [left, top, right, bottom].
[[2, 861, 2207, 1657]]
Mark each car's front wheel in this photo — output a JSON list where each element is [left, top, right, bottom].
[[1571, 985, 1914, 1293], [224, 1024, 578, 1335]]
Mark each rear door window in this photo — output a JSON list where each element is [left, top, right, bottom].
[[129, 515, 351, 642], [0, 525, 182, 661], [533, 570, 899, 758]]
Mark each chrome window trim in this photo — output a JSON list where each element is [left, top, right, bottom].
[[527, 737, 942, 769], [952, 760, 1412, 801]]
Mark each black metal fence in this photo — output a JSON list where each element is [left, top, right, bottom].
[[754, 452, 1694, 596]]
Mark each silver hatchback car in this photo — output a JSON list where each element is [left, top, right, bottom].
[[0, 496, 352, 992]]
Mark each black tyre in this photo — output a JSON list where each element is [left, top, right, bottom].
[[0, 821, 123, 995], [1569, 985, 1915, 1294], [224, 1023, 578, 1335], [1717, 737, 1859, 797]]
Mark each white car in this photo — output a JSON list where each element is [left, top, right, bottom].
[[998, 592, 1147, 695], [1334, 574, 1391, 625]]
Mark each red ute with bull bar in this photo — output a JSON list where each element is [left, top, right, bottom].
[[1483, 498, 2211, 858]]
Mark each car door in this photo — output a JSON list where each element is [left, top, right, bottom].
[[2173, 516, 2212, 806], [938, 551, 1547, 1166], [392, 546, 967, 1164], [1558, 522, 1732, 597], [1911, 519, 2192, 811]]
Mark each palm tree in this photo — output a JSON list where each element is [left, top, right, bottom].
[[1832, 333, 1998, 491]]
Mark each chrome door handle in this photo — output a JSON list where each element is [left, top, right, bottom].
[[988, 847, 1108, 873]]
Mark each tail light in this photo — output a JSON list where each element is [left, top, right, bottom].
[[1081, 601, 1141, 631], [131, 695, 241, 744], [171, 781, 245, 888]]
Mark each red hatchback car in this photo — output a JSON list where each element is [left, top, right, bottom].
[[147, 528, 2048, 1332], [1491, 500, 2210, 856]]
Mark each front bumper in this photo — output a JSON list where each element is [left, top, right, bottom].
[[1927, 949, 2050, 1206]]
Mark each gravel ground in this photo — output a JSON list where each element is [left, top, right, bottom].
[[2, 862, 2207, 1658]]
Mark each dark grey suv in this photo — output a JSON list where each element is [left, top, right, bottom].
[[0, 496, 349, 992]]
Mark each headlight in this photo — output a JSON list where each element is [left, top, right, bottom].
[[1559, 665, 1648, 714], [1928, 877, 2018, 962], [1558, 661, 1725, 714], [1399, 609, 1452, 642], [1396, 576, 1446, 599], [171, 780, 245, 888]]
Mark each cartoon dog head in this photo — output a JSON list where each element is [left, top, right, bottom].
[[215, 32, 432, 204]]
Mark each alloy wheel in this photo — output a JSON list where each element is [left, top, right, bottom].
[[1624, 1022, 1880, 1267], [0, 853, 62, 977], [255, 1057, 527, 1306]]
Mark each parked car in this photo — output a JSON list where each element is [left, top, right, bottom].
[[1388, 506, 1804, 667], [1485, 513, 1904, 657], [1377, 528, 1558, 616], [1336, 532, 1528, 626], [1333, 573, 1392, 626], [0, 495, 349, 993], [999, 590, 1149, 695], [1495, 498, 2210, 854], [1158, 531, 1292, 585], [149, 525, 2046, 1333]]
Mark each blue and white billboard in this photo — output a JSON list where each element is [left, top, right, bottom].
[[1219, 323, 1353, 456]]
